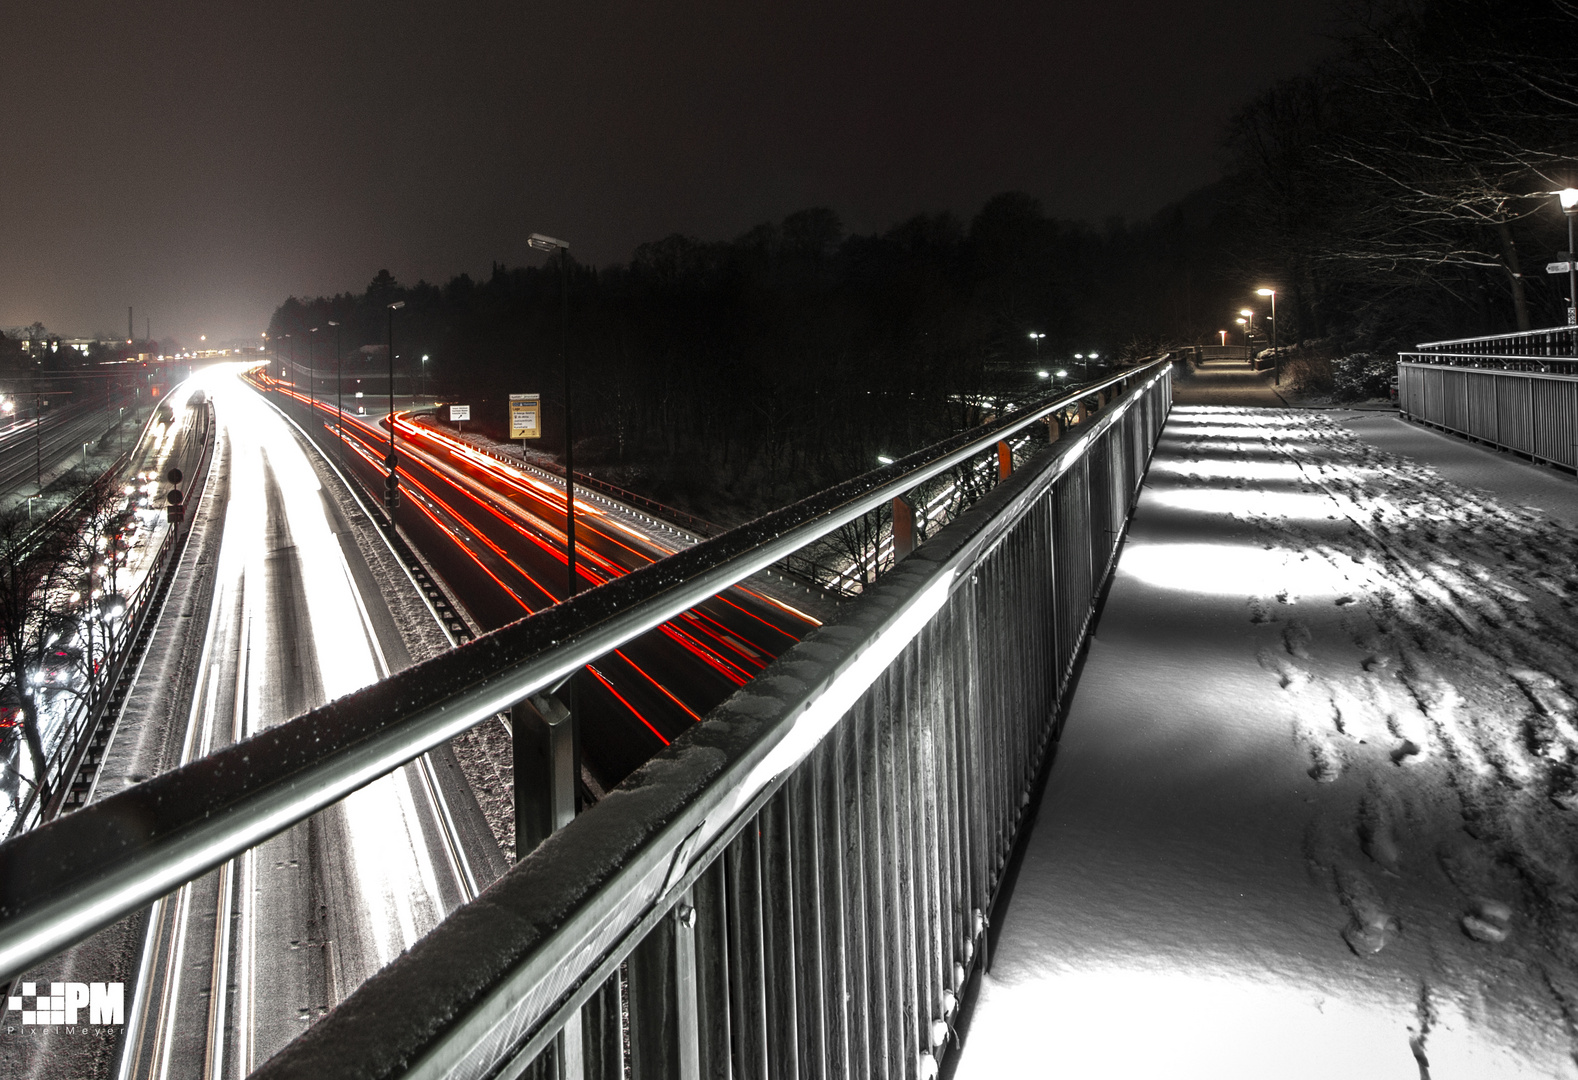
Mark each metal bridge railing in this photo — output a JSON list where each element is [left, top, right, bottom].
[[1398, 359, 1578, 471], [1400, 326, 1578, 469], [0, 358, 1172, 1079], [1404, 325, 1578, 375]]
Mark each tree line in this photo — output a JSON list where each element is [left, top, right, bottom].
[[269, 0, 1577, 514], [269, 197, 1240, 520]]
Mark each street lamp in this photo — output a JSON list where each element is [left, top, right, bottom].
[[309, 327, 320, 415], [529, 231, 577, 600], [1238, 309, 1255, 360], [1028, 331, 1045, 357], [1219, 330, 1228, 347], [329, 320, 342, 462], [1559, 189, 1578, 326], [1256, 288, 1279, 383], [384, 301, 405, 513]]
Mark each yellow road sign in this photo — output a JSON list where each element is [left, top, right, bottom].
[[510, 393, 541, 439]]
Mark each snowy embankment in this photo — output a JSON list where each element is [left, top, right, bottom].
[[955, 405, 1578, 1079]]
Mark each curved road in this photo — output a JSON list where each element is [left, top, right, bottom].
[[114, 367, 487, 1079]]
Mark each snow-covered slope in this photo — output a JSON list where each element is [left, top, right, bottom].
[[954, 405, 1578, 1079]]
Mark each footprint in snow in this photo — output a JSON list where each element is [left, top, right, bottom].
[[1461, 897, 1513, 943], [1292, 718, 1343, 783], [1390, 739, 1423, 765], [1283, 622, 1312, 660], [1336, 867, 1399, 956], [1358, 791, 1401, 872], [1257, 647, 1309, 690]]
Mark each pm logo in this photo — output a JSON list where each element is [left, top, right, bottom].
[[8, 982, 124, 1026]]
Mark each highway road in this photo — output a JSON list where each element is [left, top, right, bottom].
[[268, 380, 822, 790], [106, 366, 491, 1079]]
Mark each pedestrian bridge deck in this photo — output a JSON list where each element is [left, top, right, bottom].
[[954, 372, 1578, 1077]]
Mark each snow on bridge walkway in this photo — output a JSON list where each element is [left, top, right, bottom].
[[952, 381, 1578, 1077]]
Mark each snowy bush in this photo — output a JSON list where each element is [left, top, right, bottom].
[[1284, 354, 1334, 395], [1329, 352, 1394, 402], [1284, 352, 1394, 401]]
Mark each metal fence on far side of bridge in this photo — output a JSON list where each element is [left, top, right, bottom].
[[1400, 328, 1578, 472]]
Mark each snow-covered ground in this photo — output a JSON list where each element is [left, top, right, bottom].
[[954, 404, 1578, 1078]]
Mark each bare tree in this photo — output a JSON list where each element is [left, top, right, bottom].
[[0, 505, 88, 810], [0, 475, 130, 819]]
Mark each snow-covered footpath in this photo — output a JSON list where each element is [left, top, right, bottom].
[[954, 405, 1578, 1079]]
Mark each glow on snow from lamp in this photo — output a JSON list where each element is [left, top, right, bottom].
[[1121, 541, 1356, 599]]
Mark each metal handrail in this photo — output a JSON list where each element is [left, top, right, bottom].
[[1398, 355, 1578, 378], [0, 357, 1169, 982], [1415, 325, 1578, 349]]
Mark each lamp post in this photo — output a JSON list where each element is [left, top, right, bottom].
[[329, 320, 342, 463], [1028, 331, 1045, 357], [384, 302, 405, 513], [1256, 288, 1279, 383], [421, 354, 430, 400], [529, 232, 577, 600], [1075, 353, 1085, 381], [1560, 189, 1578, 327], [1239, 309, 1255, 361], [1219, 330, 1228, 347], [309, 327, 320, 415]]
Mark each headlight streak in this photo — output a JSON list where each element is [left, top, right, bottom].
[[278, 377, 818, 761]]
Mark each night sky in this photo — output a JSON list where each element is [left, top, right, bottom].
[[3, 2, 1335, 344]]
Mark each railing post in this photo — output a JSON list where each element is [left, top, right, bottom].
[[513, 691, 579, 855], [674, 891, 702, 1080], [892, 496, 917, 561], [512, 689, 584, 1080], [996, 441, 1012, 480]]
